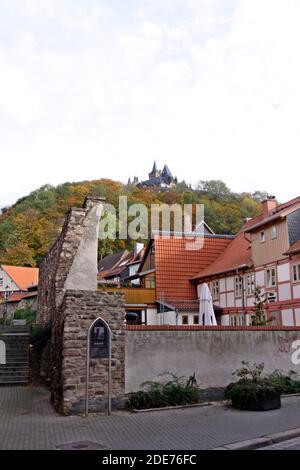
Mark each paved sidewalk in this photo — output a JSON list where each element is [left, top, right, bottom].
[[1, 386, 300, 450], [259, 437, 300, 450]]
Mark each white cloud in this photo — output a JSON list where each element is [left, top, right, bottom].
[[0, 0, 300, 207]]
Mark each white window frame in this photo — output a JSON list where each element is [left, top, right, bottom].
[[260, 231, 265, 243], [292, 264, 300, 283], [246, 273, 254, 296], [271, 225, 277, 239], [211, 280, 219, 301], [0, 277, 3, 287], [235, 276, 243, 298], [266, 266, 276, 288]]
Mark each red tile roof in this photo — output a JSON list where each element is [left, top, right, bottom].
[[1, 265, 39, 290], [283, 240, 300, 256], [245, 196, 300, 232], [154, 235, 232, 301], [274, 195, 300, 214], [7, 291, 38, 303], [192, 232, 252, 280], [194, 196, 300, 279], [193, 215, 265, 280], [99, 248, 145, 280]]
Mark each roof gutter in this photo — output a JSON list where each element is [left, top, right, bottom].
[[244, 214, 282, 232], [192, 263, 251, 281]]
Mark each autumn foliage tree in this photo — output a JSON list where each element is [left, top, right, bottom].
[[0, 178, 264, 267]]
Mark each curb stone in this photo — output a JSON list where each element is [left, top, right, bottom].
[[212, 427, 300, 450], [131, 402, 212, 413]]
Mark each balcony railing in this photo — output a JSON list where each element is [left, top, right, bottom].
[[99, 287, 156, 305]]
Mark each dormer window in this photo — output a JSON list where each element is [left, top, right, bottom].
[[271, 225, 277, 239], [260, 231, 265, 243]]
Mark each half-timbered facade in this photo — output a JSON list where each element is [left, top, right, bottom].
[[193, 196, 300, 326]]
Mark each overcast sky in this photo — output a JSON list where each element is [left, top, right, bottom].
[[0, 0, 300, 207]]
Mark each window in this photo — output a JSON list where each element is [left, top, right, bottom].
[[145, 273, 156, 289], [230, 314, 246, 326], [271, 225, 277, 239], [235, 276, 243, 298], [266, 267, 276, 288], [193, 315, 199, 325], [292, 264, 300, 283], [182, 315, 189, 325], [246, 273, 254, 296], [211, 280, 219, 300], [260, 231, 265, 242], [0, 277, 3, 286]]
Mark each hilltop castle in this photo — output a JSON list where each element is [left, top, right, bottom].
[[128, 161, 178, 190]]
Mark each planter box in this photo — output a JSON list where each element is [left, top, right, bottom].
[[231, 391, 281, 411]]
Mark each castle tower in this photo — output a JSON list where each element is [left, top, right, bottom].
[[149, 160, 160, 179], [161, 164, 173, 184]]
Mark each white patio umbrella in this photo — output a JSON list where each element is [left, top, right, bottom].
[[199, 283, 217, 326]]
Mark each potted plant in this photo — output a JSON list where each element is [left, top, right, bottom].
[[224, 361, 281, 411]]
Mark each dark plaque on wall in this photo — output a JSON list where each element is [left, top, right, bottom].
[[90, 319, 109, 358]]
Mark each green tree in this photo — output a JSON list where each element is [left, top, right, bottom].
[[197, 180, 231, 199]]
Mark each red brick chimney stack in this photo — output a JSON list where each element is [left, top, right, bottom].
[[262, 195, 277, 218]]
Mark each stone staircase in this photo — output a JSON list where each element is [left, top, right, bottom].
[[0, 326, 30, 385]]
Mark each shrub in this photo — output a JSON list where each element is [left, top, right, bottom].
[[30, 322, 52, 354], [127, 373, 202, 410], [264, 370, 300, 394], [14, 308, 36, 328], [224, 380, 277, 403], [225, 361, 300, 406]]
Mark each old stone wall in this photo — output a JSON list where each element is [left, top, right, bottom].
[[125, 326, 300, 392], [37, 196, 104, 325], [51, 290, 125, 415]]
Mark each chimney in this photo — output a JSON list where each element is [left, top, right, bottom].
[[262, 195, 277, 218]]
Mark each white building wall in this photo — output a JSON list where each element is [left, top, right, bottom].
[[226, 277, 234, 291], [278, 263, 290, 282], [293, 284, 300, 299], [0, 268, 19, 295], [295, 309, 300, 326], [227, 292, 235, 307], [255, 270, 264, 287], [247, 296, 255, 307], [220, 293, 226, 308], [278, 283, 292, 301], [219, 278, 226, 293], [281, 309, 294, 326], [221, 315, 230, 325], [161, 310, 177, 325], [146, 308, 159, 325]]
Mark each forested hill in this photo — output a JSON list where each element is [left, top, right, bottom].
[[0, 179, 266, 267]]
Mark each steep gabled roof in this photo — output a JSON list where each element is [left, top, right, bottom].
[[245, 196, 300, 232], [98, 250, 128, 272], [192, 214, 267, 280], [161, 164, 173, 179], [192, 232, 252, 280], [153, 234, 232, 300], [283, 240, 300, 256], [1, 265, 39, 290]]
